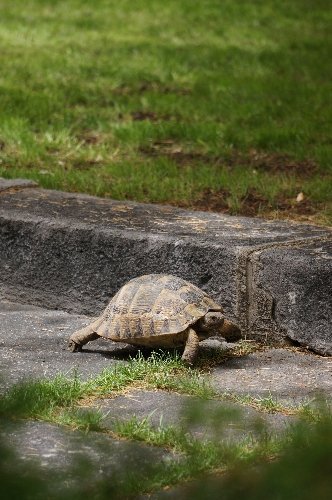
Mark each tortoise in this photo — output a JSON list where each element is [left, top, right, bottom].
[[68, 274, 241, 365]]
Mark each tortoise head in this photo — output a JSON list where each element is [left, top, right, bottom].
[[196, 311, 241, 341]]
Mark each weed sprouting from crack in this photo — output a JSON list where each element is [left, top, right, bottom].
[[0, 349, 319, 436], [1, 349, 331, 497], [221, 392, 294, 415], [112, 413, 280, 491], [87, 350, 216, 400]]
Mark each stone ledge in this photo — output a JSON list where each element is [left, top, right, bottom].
[[0, 186, 331, 354], [0, 177, 38, 192], [247, 240, 332, 354]]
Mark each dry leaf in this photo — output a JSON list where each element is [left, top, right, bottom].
[[296, 192, 305, 203]]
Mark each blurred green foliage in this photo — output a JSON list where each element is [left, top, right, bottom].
[[1, 362, 331, 498]]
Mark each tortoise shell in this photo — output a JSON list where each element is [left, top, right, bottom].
[[95, 274, 222, 341]]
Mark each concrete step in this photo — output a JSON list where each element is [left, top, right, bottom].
[[0, 182, 331, 353]]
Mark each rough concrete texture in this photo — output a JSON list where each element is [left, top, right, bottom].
[[0, 187, 331, 353], [4, 420, 173, 473], [1, 301, 331, 479], [247, 240, 332, 354], [212, 348, 332, 404], [95, 389, 292, 440], [0, 300, 134, 388], [0, 177, 38, 192], [1, 302, 331, 405]]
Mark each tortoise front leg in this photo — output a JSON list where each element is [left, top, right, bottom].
[[68, 322, 100, 352], [181, 328, 200, 366]]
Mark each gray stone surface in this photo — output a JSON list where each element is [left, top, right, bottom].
[[94, 389, 292, 440], [247, 240, 332, 354], [1, 300, 331, 407], [211, 348, 332, 404], [0, 301, 236, 389], [0, 187, 331, 353], [3, 420, 172, 472], [0, 300, 134, 387], [1, 298, 331, 489], [0, 177, 38, 192]]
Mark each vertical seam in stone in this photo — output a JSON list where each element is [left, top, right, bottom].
[[237, 235, 332, 340]]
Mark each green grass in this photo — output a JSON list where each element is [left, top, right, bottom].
[[2, 393, 332, 497], [0, 352, 215, 429], [0, 373, 85, 418], [0, 350, 318, 430], [92, 350, 216, 398], [0, 366, 282, 495], [112, 409, 332, 498], [0, 0, 331, 224], [113, 414, 266, 487], [1, 411, 332, 499], [1, 350, 331, 496], [0, 372, 103, 431]]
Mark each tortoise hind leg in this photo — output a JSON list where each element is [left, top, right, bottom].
[[181, 328, 200, 367], [68, 318, 102, 352]]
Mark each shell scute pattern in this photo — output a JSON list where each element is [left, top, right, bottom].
[[98, 274, 222, 340], [161, 275, 186, 291]]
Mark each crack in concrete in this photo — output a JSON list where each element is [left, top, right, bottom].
[[236, 234, 332, 340]]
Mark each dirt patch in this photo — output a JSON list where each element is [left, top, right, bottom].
[[230, 149, 318, 176], [191, 188, 231, 213], [239, 189, 271, 217], [112, 81, 191, 96], [137, 81, 191, 95], [70, 158, 104, 170], [273, 196, 321, 217], [187, 188, 270, 216], [131, 110, 159, 122], [139, 143, 326, 223], [130, 111, 173, 122], [176, 188, 321, 220], [77, 132, 104, 145], [140, 143, 318, 176], [225, 150, 318, 176], [140, 141, 212, 165]]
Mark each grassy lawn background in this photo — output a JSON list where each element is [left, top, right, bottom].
[[0, 0, 331, 225]]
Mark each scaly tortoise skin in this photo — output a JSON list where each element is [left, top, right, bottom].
[[68, 274, 241, 365]]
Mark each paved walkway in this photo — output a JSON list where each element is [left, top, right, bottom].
[[0, 299, 331, 494]]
